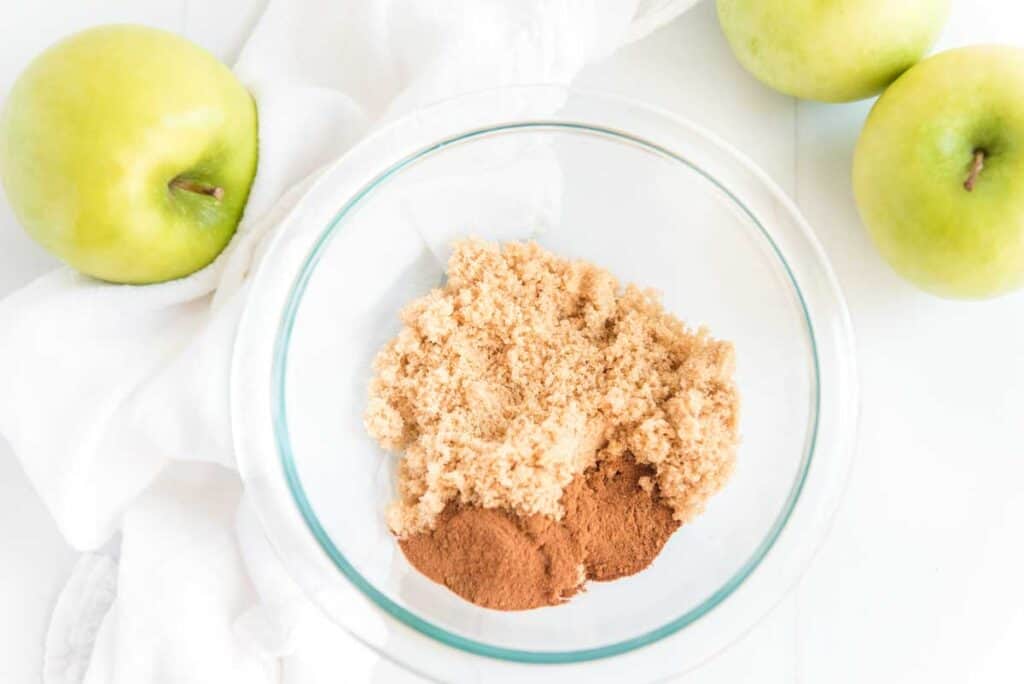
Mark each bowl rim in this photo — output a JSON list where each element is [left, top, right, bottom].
[[269, 117, 822, 662]]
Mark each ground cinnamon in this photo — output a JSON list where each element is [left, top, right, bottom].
[[399, 454, 680, 610]]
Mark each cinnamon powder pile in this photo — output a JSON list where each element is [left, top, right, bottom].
[[400, 455, 679, 610]]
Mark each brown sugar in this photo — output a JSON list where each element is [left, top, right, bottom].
[[399, 455, 680, 610], [365, 239, 740, 538]]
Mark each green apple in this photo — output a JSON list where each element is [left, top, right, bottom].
[[716, 0, 951, 103], [853, 46, 1024, 299], [0, 25, 257, 284]]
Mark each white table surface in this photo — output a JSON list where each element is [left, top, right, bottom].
[[2, 1, 1022, 682]]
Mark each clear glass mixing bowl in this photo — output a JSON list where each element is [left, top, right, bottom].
[[232, 86, 857, 681]]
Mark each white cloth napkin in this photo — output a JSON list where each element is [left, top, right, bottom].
[[0, 1, 699, 681]]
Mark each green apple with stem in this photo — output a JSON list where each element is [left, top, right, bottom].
[[854, 46, 1024, 299], [716, 0, 951, 103], [0, 25, 257, 284]]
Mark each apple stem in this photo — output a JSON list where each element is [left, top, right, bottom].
[[964, 149, 986, 192], [169, 177, 225, 201]]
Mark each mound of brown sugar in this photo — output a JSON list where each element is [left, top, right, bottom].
[[399, 455, 680, 610], [365, 238, 740, 539]]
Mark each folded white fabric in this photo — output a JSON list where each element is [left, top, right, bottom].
[[0, 1, 698, 681]]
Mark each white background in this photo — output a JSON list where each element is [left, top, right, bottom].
[[1, 1, 1022, 682]]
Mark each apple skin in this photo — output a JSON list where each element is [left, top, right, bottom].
[[853, 46, 1024, 299], [0, 25, 257, 284], [716, 0, 951, 103]]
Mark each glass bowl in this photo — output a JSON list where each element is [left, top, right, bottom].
[[232, 86, 857, 681]]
